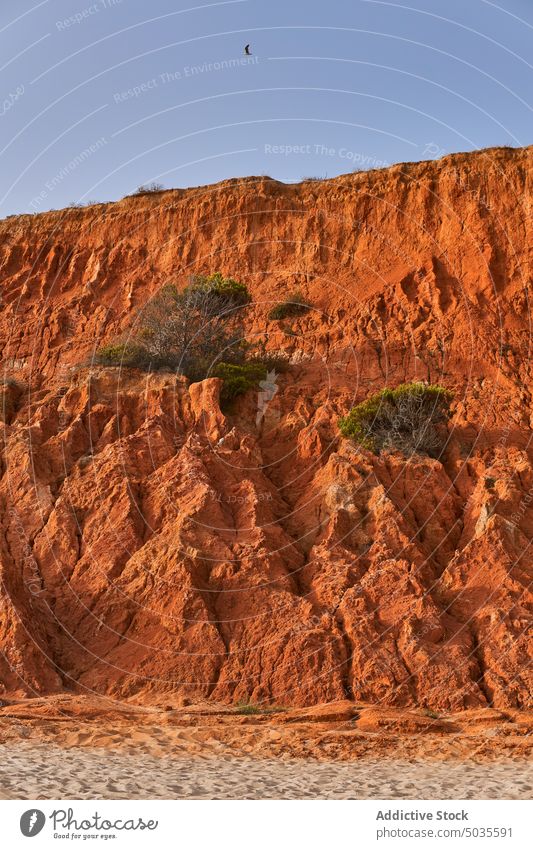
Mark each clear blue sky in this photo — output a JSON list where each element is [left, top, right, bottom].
[[1, 0, 532, 216]]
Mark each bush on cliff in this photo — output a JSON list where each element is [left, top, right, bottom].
[[339, 382, 453, 457], [190, 271, 252, 308], [268, 290, 311, 320], [212, 362, 268, 405], [96, 274, 260, 391], [95, 342, 149, 368], [134, 182, 164, 194]]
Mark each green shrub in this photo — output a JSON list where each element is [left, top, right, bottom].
[[213, 362, 267, 405], [95, 342, 148, 368], [339, 382, 453, 457], [233, 701, 283, 715], [268, 290, 311, 320], [96, 274, 251, 379], [233, 702, 262, 715], [96, 274, 256, 383], [191, 272, 251, 307]]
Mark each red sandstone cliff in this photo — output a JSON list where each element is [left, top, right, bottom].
[[0, 145, 531, 709]]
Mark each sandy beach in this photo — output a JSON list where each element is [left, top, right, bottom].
[[0, 744, 531, 800], [0, 696, 530, 799]]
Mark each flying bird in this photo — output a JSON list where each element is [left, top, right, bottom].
[[244, 44, 252, 55]]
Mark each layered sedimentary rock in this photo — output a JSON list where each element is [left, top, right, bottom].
[[0, 145, 531, 708]]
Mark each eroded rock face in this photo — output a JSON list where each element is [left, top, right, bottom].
[[0, 146, 531, 707]]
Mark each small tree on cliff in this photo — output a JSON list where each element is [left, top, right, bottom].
[[97, 274, 250, 381], [339, 382, 453, 457]]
